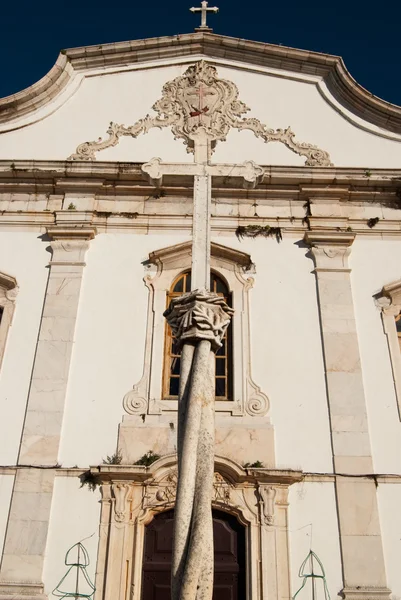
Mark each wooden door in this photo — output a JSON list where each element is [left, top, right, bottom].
[[141, 509, 245, 600]]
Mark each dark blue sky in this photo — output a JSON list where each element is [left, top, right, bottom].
[[1, 0, 400, 106]]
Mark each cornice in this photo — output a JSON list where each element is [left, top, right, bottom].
[[0, 32, 400, 135], [89, 454, 303, 486], [304, 231, 356, 247], [0, 272, 17, 292], [1, 160, 401, 189], [47, 226, 97, 241]]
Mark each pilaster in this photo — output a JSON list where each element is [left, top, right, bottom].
[[0, 225, 96, 600], [304, 231, 390, 600]]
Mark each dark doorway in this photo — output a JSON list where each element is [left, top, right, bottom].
[[141, 509, 246, 600]]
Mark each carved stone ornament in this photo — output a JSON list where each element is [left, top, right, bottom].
[[112, 483, 131, 523], [68, 60, 332, 166], [163, 287, 234, 352], [259, 485, 276, 525]]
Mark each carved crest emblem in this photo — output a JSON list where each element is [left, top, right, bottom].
[[68, 60, 332, 166]]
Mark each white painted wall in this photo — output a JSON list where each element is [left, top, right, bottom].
[[0, 61, 400, 167], [43, 476, 100, 595], [377, 483, 401, 598], [58, 232, 333, 473], [0, 475, 14, 557], [239, 236, 333, 473], [351, 239, 401, 474], [58, 233, 191, 467], [0, 233, 49, 464], [288, 481, 343, 599]]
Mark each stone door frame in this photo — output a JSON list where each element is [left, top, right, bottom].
[[91, 455, 302, 600]]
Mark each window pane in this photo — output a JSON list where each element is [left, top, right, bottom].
[[171, 357, 181, 375], [185, 273, 191, 292], [173, 277, 184, 293], [216, 378, 226, 397], [216, 340, 226, 356], [171, 338, 181, 356], [216, 278, 228, 295], [165, 271, 232, 400], [396, 314, 401, 333], [216, 358, 225, 376], [170, 377, 180, 396]]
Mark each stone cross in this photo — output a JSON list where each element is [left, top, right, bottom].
[[189, 1, 219, 30], [143, 156, 263, 289], [148, 137, 263, 600]]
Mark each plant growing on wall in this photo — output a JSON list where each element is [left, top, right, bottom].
[[236, 225, 282, 243], [134, 450, 161, 466], [103, 450, 122, 465]]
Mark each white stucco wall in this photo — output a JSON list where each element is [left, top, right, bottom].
[[351, 239, 401, 474], [377, 483, 401, 598], [0, 61, 400, 167], [288, 481, 343, 599], [58, 232, 334, 473], [43, 476, 100, 596], [242, 236, 333, 473], [0, 233, 49, 464], [58, 233, 191, 467]]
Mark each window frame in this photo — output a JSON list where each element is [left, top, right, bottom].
[[376, 279, 401, 421], [0, 272, 18, 371], [123, 240, 270, 419]]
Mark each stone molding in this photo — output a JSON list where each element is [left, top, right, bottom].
[[305, 231, 355, 271], [0, 226, 97, 599], [2, 32, 401, 138], [0, 581, 46, 600], [68, 61, 332, 166], [304, 229, 391, 598], [376, 279, 401, 420], [90, 454, 301, 600], [122, 240, 270, 417], [342, 587, 392, 600], [0, 271, 18, 371]]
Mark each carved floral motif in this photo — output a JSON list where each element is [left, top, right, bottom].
[[164, 288, 234, 351], [68, 61, 332, 166]]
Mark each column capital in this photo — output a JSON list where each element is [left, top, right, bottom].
[[46, 226, 96, 266], [46, 226, 97, 242], [304, 231, 355, 271], [164, 288, 234, 352]]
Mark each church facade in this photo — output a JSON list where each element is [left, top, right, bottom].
[[0, 26, 401, 600]]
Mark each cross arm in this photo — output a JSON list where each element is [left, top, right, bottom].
[[142, 157, 264, 189]]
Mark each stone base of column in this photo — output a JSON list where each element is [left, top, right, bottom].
[[342, 587, 392, 600], [0, 581, 47, 600]]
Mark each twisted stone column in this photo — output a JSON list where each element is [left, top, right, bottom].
[[164, 289, 234, 600]]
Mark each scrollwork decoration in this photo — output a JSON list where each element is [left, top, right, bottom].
[[112, 483, 131, 523], [68, 61, 332, 166], [245, 377, 270, 417]]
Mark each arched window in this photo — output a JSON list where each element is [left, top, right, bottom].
[[163, 271, 232, 400]]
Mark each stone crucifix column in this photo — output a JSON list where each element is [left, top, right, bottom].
[[161, 134, 233, 600]]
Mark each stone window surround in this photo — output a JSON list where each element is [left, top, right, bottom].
[[91, 454, 302, 600], [123, 240, 270, 418], [376, 280, 401, 420], [0, 272, 18, 370]]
